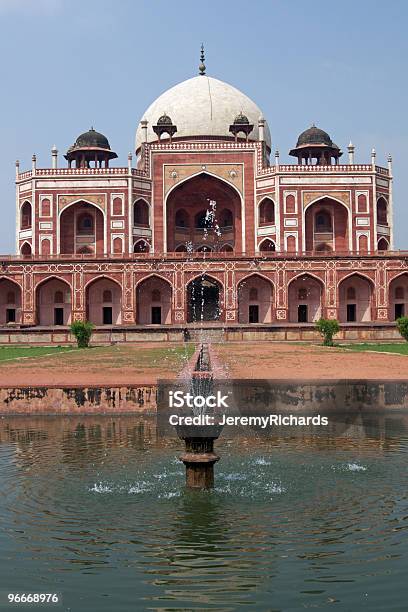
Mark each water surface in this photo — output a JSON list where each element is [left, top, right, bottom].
[[0, 415, 407, 611]]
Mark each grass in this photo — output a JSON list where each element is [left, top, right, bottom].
[[340, 343, 408, 355], [0, 343, 196, 371], [0, 346, 75, 361]]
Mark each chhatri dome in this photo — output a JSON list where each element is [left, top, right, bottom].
[[135, 46, 271, 151]]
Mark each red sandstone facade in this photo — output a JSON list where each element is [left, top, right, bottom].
[[3, 70, 405, 334]]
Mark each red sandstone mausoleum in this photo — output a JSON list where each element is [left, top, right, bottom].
[[3, 51, 406, 342]]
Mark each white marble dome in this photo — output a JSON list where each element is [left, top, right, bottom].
[[135, 75, 271, 151]]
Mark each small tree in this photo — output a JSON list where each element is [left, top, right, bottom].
[[316, 318, 340, 347], [70, 320, 94, 348], [396, 316, 408, 342]]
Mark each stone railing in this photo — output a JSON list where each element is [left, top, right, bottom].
[[17, 167, 148, 181], [258, 164, 387, 176], [0, 249, 406, 263]]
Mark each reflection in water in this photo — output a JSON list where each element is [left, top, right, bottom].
[[0, 415, 408, 610]]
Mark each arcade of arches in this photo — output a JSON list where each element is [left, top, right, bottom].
[[0, 269, 404, 326]]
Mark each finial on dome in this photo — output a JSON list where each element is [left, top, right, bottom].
[[199, 43, 206, 75]]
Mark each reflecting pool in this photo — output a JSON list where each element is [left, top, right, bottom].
[[1, 415, 408, 611]]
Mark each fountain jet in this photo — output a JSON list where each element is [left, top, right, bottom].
[[177, 344, 222, 489]]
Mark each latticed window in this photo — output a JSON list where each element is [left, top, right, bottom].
[[395, 286, 404, 300], [151, 289, 161, 302], [103, 290, 112, 302], [6, 291, 15, 304], [298, 288, 307, 300]]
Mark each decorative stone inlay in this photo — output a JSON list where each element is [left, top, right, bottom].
[[58, 194, 106, 212], [163, 163, 243, 196], [303, 191, 350, 209], [377, 308, 388, 319]]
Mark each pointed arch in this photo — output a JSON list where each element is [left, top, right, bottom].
[[58, 199, 106, 255], [0, 277, 22, 325], [85, 275, 122, 325], [377, 237, 389, 251], [165, 170, 243, 200], [186, 272, 225, 291], [35, 276, 72, 326], [258, 238, 276, 252], [136, 274, 172, 325], [338, 272, 374, 323], [304, 196, 351, 252], [388, 272, 408, 320], [186, 273, 223, 322], [20, 201, 32, 229], [133, 198, 150, 226], [258, 197, 275, 225], [237, 273, 274, 323], [133, 239, 150, 253], [20, 241, 32, 256], [377, 196, 388, 225], [287, 273, 324, 323], [165, 171, 242, 252]]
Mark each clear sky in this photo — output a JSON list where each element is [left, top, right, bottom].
[[0, 0, 407, 251]]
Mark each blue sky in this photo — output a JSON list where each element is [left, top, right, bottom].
[[0, 0, 406, 250]]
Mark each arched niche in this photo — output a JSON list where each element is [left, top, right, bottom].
[[60, 201, 104, 255], [237, 274, 273, 323], [166, 173, 241, 252], [0, 279, 22, 325], [338, 274, 374, 322], [186, 275, 222, 322], [86, 277, 122, 325], [305, 197, 349, 252], [136, 276, 172, 325], [36, 277, 71, 326], [288, 274, 324, 323]]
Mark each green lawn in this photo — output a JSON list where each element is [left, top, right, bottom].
[[0, 346, 75, 361], [340, 343, 408, 355]]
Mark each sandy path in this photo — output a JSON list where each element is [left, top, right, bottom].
[[214, 343, 408, 380]]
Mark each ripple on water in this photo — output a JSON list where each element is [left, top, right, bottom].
[[1, 419, 408, 612]]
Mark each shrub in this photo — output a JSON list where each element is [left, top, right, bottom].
[[396, 316, 408, 341], [316, 318, 340, 346], [70, 320, 94, 348]]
